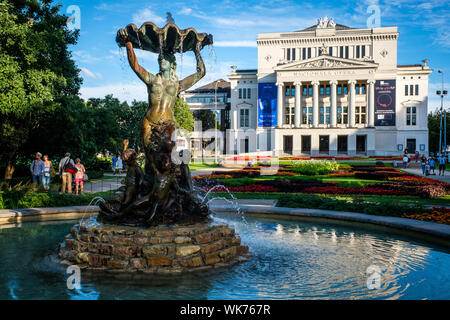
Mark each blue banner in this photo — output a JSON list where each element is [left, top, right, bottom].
[[374, 80, 396, 126], [258, 83, 277, 127]]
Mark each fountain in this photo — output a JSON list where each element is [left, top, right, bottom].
[[58, 21, 248, 274]]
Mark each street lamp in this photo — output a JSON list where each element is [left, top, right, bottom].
[[437, 70, 448, 155], [214, 80, 219, 164]]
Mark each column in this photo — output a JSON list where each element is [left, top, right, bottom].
[[330, 80, 337, 128], [312, 81, 319, 127], [294, 81, 302, 127], [276, 82, 283, 128], [232, 108, 238, 130], [367, 80, 375, 127], [348, 80, 356, 127]]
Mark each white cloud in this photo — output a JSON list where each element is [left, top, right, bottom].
[[80, 67, 102, 79], [214, 41, 257, 48], [178, 8, 192, 15], [80, 82, 148, 103], [73, 51, 102, 64], [132, 8, 165, 26]]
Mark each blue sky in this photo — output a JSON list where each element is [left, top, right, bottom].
[[60, 0, 450, 111]]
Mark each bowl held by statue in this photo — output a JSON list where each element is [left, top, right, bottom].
[[116, 22, 213, 54]]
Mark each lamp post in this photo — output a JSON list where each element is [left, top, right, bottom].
[[437, 70, 448, 155], [214, 80, 219, 164]]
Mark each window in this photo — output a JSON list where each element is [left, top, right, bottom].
[[337, 106, 348, 124], [405, 85, 408, 96], [338, 135, 348, 153], [355, 106, 367, 124], [285, 86, 290, 96], [362, 45, 366, 57], [356, 46, 360, 58], [247, 88, 251, 99], [410, 85, 414, 96], [319, 106, 330, 124], [307, 47, 311, 59], [415, 84, 419, 95], [345, 46, 349, 58], [302, 106, 313, 124], [320, 85, 324, 95], [340, 46, 344, 58], [337, 85, 342, 95], [406, 107, 417, 126], [243, 88, 247, 99], [292, 48, 296, 60], [286, 48, 291, 60], [329, 47, 333, 56], [361, 84, 366, 94], [239, 88, 242, 99], [240, 109, 249, 127], [285, 106, 295, 125], [302, 48, 306, 60], [326, 85, 330, 95], [356, 84, 360, 95], [343, 85, 348, 95]]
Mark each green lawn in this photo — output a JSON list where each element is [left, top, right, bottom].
[[189, 162, 219, 170]]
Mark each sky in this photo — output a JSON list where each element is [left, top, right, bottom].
[[60, 0, 450, 112]]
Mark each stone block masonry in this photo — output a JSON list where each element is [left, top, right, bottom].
[[59, 222, 249, 274]]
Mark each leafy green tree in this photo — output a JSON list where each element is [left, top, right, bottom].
[[0, 0, 82, 178], [428, 110, 450, 154], [172, 97, 194, 132]]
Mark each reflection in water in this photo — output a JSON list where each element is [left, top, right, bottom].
[[0, 214, 449, 300]]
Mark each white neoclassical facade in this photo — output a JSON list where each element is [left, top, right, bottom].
[[227, 18, 432, 156]]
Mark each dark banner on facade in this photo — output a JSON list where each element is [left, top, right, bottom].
[[374, 79, 396, 126], [258, 82, 277, 127]]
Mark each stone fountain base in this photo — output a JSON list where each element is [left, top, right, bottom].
[[58, 221, 249, 274]]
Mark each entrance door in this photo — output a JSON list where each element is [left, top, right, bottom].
[[301, 135, 311, 154], [406, 139, 416, 154], [356, 135, 367, 153], [283, 135, 293, 155], [319, 135, 330, 154], [240, 138, 249, 154], [337, 135, 348, 153]]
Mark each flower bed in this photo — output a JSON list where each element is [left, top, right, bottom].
[[302, 186, 406, 196], [403, 207, 450, 225]]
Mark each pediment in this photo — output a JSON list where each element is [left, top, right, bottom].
[[274, 55, 378, 71], [237, 102, 253, 108]]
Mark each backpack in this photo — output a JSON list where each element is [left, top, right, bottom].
[[63, 158, 78, 175]]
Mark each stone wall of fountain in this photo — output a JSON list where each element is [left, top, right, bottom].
[[59, 221, 249, 274]]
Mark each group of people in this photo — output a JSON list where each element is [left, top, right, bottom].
[[111, 153, 124, 175], [30, 152, 86, 195], [419, 153, 447, 176], [399, 150, 447, 176]]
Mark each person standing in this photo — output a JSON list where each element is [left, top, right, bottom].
[[117, 153, 123, 174], [74, 158, 86, 196], [438, 153, 447, 176], [402, 154, 409, 169], [41, 155, 53, 191], [30, 152, 44, 185], [112, 154, 118, 175], [429, 157, 436, 175], [415, 150, 419, 163], [420, 155, 427, 175], [58, 152, 75, 194]]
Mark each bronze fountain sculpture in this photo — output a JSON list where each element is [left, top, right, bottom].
[[98, 22, 213, 226], [58, 21, 248, 274]]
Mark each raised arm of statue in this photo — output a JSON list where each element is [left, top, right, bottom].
[[178, 46, 205, 93], [119, 30, 155, 85]]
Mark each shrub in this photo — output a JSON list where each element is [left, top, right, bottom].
[[85, 170, 104, 180], [291, 160, 340, 175]]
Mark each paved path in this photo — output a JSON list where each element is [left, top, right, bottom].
[[83, 177, 123, 193], [402, 168, 450, 184]]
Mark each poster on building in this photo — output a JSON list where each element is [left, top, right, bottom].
[[374, 79, 396, 126], [258, 83, 277, 127]]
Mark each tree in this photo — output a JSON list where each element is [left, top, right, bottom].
[[172, 97, 194, 132], [428, 110, 450, 154], [0, 0, 82, 178]]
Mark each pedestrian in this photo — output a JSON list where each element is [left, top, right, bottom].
[[402, 154, 409, 169], [420, 155, 427, 175], [425, 161, 430, 176], [438, 153, 447, 176], [74, 158, 86, 196], [117, 153, 123, 174], [429, 157, 436, 175], [30, 152, 44, 185], [42, 155, 53, 191], [112, 154, 118, 175], [58, 152, 75, 194], [414, 150, 419, 163]]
